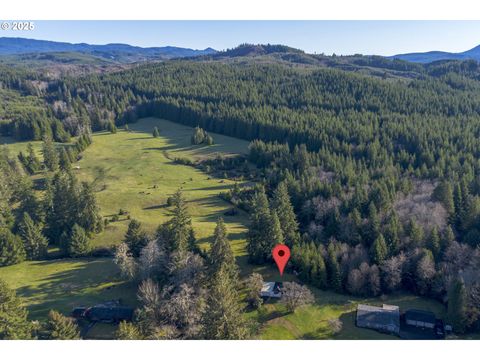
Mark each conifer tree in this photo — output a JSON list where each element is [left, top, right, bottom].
[[0, 280, 32, 339], [153, 127, 160, 138], [311, 252, 328, 289], [58, 147, 72, 171], [18, 212, 48, 260], [271, 181, 300, 247], [247, 186, 273, 263], [385, 212, 401, 254], [371, 234, 388, 264], [447, 278, 467, 334], [77, 182, 102, 234], [408, 219, 424, 247], [433, 181, 455, 214], [44, 310, 80, 340], [366, 203, 380, 246], [43, 172, 76, 243], [125, 219, 148, 257], [0, 228, 26, 266], [116, 321, 142, 340], [427, 227, 441, 260], [270, 211, 284, 246], [202, 264, 247, 340], [209, 217, 237, 279], [326, 242, 341, 291], [25, 143, 40, 174], [42, 136, 59, 172], [67, 224, 90, 257], [442, 225, 455, 251], [167, 189, 192, 254]]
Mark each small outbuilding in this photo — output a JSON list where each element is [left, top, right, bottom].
[[356, 304, 400, 335], [72, 300, 134, 324], [260, 282, 283, 298], [404, 309, 436, 329]]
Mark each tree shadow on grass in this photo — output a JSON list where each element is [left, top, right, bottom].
[[14, 258, 137, 320], [143, 204, 168, 210]]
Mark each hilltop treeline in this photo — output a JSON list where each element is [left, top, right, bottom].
[[0, 66, 69, 142]]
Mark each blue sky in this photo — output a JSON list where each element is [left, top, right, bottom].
[[2, 21, 480, 55]]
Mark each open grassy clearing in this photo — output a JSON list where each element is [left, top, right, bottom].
[[0, 257, 137, 321], [76, 117, 250, 250]]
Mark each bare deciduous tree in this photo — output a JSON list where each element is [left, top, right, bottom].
[[169, 251, 205, 290], [328, 318, 343, 335], [113, 242, 137, 280], [381, 253, 406, 292], [138, 239, 165, 280], [162, 284, 205, 339], [280, 282, 314, 312], [346, 269, 365, 295]]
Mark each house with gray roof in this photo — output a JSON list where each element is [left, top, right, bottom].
[[356, 304, 400, 335]]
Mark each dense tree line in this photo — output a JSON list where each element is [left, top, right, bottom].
[[0, 133, 101, 266]]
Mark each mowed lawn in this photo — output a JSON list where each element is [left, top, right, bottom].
[[251, 290, 447, 340], [76, 117, 251, 252]]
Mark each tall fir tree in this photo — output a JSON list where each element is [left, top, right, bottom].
[[311, 252, 328, 289], [0, 280, 32, 339], [326, 242, 341, 291], [371, 234, 388, 264], [18, 212, 48, 260], [427, 227, 441, 260], [408, 219, 424, 247], [271, 181, 300, 247], [384, 211, 401, 254], [366, 202, 380, 246], [166, 189, 193, 254], [42, 136, 59, 172], [43, 172, 76, 243], [77, 182, 102, 234], [0, 228, 26, 266], [58, 147, 72, 172], [209, 217, 237, 279], [447, 278, 467, 334], [25, 143, 41, 174], [125, 219, 148, 257], [202, 264, 247, 340], [270, 211, 284, 246], [247, 186, 274, 264], [66, 224, 90, 257], [442, 225, 455, 252]]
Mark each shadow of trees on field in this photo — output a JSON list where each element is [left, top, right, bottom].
[[14, 258, 136, 319]]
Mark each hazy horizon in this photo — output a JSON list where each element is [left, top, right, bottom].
[[1, 20, 480, 56]]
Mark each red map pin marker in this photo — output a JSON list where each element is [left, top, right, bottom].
[[272, 244, 290, 276]]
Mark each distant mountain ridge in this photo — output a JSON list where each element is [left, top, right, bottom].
[[0, 37, 217, 62], [391, 44, 480, 63]]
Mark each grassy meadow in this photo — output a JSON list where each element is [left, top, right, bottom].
[[0, 258, 137, 320], [76, 117, 250, 251]]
